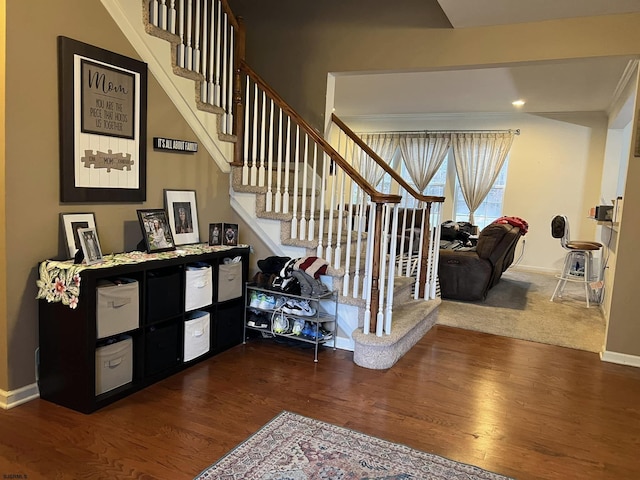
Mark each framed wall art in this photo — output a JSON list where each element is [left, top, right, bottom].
[[77, 227, 103, 265], [61, 212, 97, 259], [136, 209, 176, 253], [164, 189, 200, 245], [58, 36, 148, 202]]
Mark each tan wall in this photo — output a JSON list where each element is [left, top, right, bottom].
[[1, 0, 271, 392], [1, 0, 7, 389]]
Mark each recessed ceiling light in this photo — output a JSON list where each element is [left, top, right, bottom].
[[512, 100, 526, 107]]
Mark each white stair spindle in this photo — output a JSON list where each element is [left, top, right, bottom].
[[226, 24, 234, 134], [258, 91, 266, 187], [177, 0, 185, 68], [316, 152, 328, 258], [200, 0, 208, 103], [291, 125, 300, 239], [307, 143, 318, 241], [265, 99, 275, 212], [214, 0, 222, 105], [206, 0, 216, 104], [282, 117, 291, 214], [185, 0, 193, 70], [250, 83, 258, 186], [150, 0, 159, 27], [334, 167, 346, 269], [193, 0, 201, 73], [241, 76, 250, 185], [299, 134, 309, 240], [169, 0, 177, 34], [220, 12, 228, 133], [274, 109, 283, 213], [342, 189, 355, 297], [385, 205, 400, 334]]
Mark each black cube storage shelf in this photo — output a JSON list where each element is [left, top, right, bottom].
[[38, 247, 249, 414]]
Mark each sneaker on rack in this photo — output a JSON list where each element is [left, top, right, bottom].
[[258, 294, 277, 310], [282, 299, 316, 317], [272, 313, 291, 334], [275, 296, 288, 310], [249, 291, 262, 308], [291, 319, 306, 336]]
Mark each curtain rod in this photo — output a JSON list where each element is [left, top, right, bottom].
[[358, 128, 520, 135]]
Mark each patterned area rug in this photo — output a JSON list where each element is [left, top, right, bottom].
[[195, 411, 513, 479]]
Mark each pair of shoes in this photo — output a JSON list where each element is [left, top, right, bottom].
[[258, 294, 276, 310], [249, 290, 262, 308], [282, 299, 316, 317], [247, 311, 270, 329], [272, 313, 291, 334], [300, 323, 332, 342]]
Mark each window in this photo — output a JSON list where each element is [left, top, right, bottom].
[[453, 160, 509, 230]]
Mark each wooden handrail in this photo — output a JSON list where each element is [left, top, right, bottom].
[[238, 61, 402, 205], [331, 113, 446, 205]]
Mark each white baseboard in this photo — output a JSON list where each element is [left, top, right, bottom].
[[600, 350, 640, 368], [0, 383, 40, 410]]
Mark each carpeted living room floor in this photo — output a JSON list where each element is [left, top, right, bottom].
[[436, 268, 606, 353]]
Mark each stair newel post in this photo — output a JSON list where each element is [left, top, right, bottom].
[[231, 17, 245, 167], [368, 202, 384, 334], [417, 202, 432, 300]]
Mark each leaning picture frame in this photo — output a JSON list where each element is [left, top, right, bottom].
[[163, 189, 200, 245], [61, 212, 97, 259], [136, 209, 176, 253], [77, 227, 103, 265]]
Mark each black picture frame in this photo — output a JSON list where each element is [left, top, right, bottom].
[[223, 223, 239, 246], [136, 209, 176, 253], [58, 36, 148, 202], [209, 223, 222, 246]]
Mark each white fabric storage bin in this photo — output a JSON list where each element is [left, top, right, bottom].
[[184, 311, 210, 362], [95, 336, 133, 395], [185, 263, 213, 311], [96, 279, 139, 339], [218, 261, 242, 302]]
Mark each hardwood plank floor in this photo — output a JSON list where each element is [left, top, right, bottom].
[[2, 325, 640, 479]]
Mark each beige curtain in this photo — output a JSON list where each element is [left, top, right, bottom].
[[358, 133, 400, 187], [399, 133, 451, 193], [452, 132, 514, 224]]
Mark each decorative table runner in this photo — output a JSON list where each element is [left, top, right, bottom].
[[36, 243, 246, 309]]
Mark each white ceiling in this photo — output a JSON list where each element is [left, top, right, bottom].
[[333, 1, 640, 118]]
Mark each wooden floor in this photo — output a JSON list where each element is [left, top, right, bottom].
[[2, 325, 640, 480]]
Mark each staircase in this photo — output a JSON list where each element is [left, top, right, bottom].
[[102, 0, 444, 368]]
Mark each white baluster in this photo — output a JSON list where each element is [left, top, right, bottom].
[[150, 0, 159, 27], [342, 189, 355, 297], [193, 0, 201, 73], [185, 0, 193, 70], [385, 205, 400, 334], [177, 0, 185, 68], [220, 12, 228, 133], [265, 99, 275, 212], [226, 23, 235, 134], [274, 109, 283, 213], [307, 144, 318, 241], [334, 168, 345, 269], [200, 0, 208, 103], [241, 76, 250, 185], [169, 0, 177, 34], [282, 117, 291, 214], [291, 125, 300, 239], [316, 152, 328, 258], [214, 0, 222, 105], [299, 135, 309, 240], [414, 205, 427, 300], [250, 84, 258, 186], [160, 0, 167, 29], [363, 202, 376, 334], [258, 91, 266, 187], [206, 0, 216, 104], [352, 194, 365, 299]]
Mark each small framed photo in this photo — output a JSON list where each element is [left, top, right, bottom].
[[209, 223, 223, 246], [136, 209, 176, 253], [77, 227, 103, 265], [223, 223, 239, 246], [164, 189, 200, 245], [61, 212, 97, 259]]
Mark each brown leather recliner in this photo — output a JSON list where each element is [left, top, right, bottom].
[[438, 222, 523, 301]]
